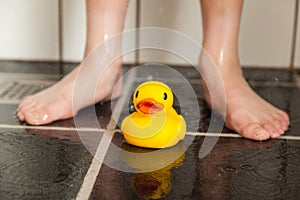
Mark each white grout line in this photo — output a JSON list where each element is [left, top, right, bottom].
[[2, 122, 299, 141], [1, 123, 300, 141], [186, 132, 300, 140], [186, 132, 241, 137], [75, 129, 114, 200], [75, 71, 136, 200]]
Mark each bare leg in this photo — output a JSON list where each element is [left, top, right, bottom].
[[200, 0, 289, 140], [17, 0, 129, 125]]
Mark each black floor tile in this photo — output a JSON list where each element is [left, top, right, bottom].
[[90, 132, 195, 200], [0, 104, 19, 125], [0, 128, 94, 199], [0, 63, 300, 199], [61, 62, 77, 75], [133, 64, 200, 81], [91, 133, 300, 200], [243, 68, 295, 82], [0, 60, 61, 75], [133, 65, 295, 83], [194, 137, 300, 200]]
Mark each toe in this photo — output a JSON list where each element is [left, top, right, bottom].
[[23, 107, 53, 125], [262, 123, 280, 138], [241, 123, 271, 141], [23, 111, 43, 125], [271, 118, 284, 134], [277, 112, 289, 131], [277, 110, 290, 124], [279, 118, 288, 131], [18, 96, 33, 110], [19, 101, 36, 113], [17, 111, 25, 121]]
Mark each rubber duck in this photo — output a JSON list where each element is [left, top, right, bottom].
[[121, 81, 186, 148]]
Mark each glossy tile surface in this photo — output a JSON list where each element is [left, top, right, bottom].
[[0, 128, 94, 199], [91, 133, 300, 200], [0, 62, 300, 199]]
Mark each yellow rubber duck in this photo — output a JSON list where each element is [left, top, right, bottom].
[[121, 81, 186, 148]]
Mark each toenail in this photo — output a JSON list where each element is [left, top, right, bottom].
[[272, 133, 280, 138], [255, 128, 268, 137], [277, 128, 284, 134], [29, 112, 40, 119]]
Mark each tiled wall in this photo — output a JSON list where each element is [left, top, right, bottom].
[[139, 0, 297, 68], [139, 0, 203, 66], [295, 1, 300, 68], [0, 0, 59, 61], [0, 0, 299, 68], [239, 0, 295, 68], [62, 0, 137, 63]]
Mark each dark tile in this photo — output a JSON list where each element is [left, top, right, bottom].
[[0, 60, 61, 75], [133, 65, 295, 83], [0, 128, 94, 199], [243, 68, 295, 82], [133, 64, 200, 80], [61, 62, 78, 75], [194, 137, 300, 200], [91, 134, 300, 200], [90, 132, 196, 200], [0, 104, 19, 124]]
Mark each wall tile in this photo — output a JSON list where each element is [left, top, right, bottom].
[[139, 0, 295, 68], [0, 0, 59, 61], [139, 0, 203, 66], [62, 0, 136, 63], [239, 0, 295, 68], [294, 1, 300, 68]]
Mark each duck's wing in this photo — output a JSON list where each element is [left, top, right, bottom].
[[177, 115, 186, 140]]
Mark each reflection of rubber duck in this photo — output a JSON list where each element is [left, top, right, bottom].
[[122, 142, 186, 199], [121, 81, 186, 148]]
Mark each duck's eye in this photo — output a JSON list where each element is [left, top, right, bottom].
[[163, 92, 167, 100], [135, 90, 139, 98]]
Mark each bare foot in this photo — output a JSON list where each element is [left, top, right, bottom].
[[16, 61, 122, 125], [201, 62, 289, 141], [199, 0, 289, 141]]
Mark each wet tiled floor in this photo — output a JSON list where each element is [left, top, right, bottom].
[[0, 61, 300, 199]]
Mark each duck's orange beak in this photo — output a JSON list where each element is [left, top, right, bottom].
[[137, 98, 164, 114]]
